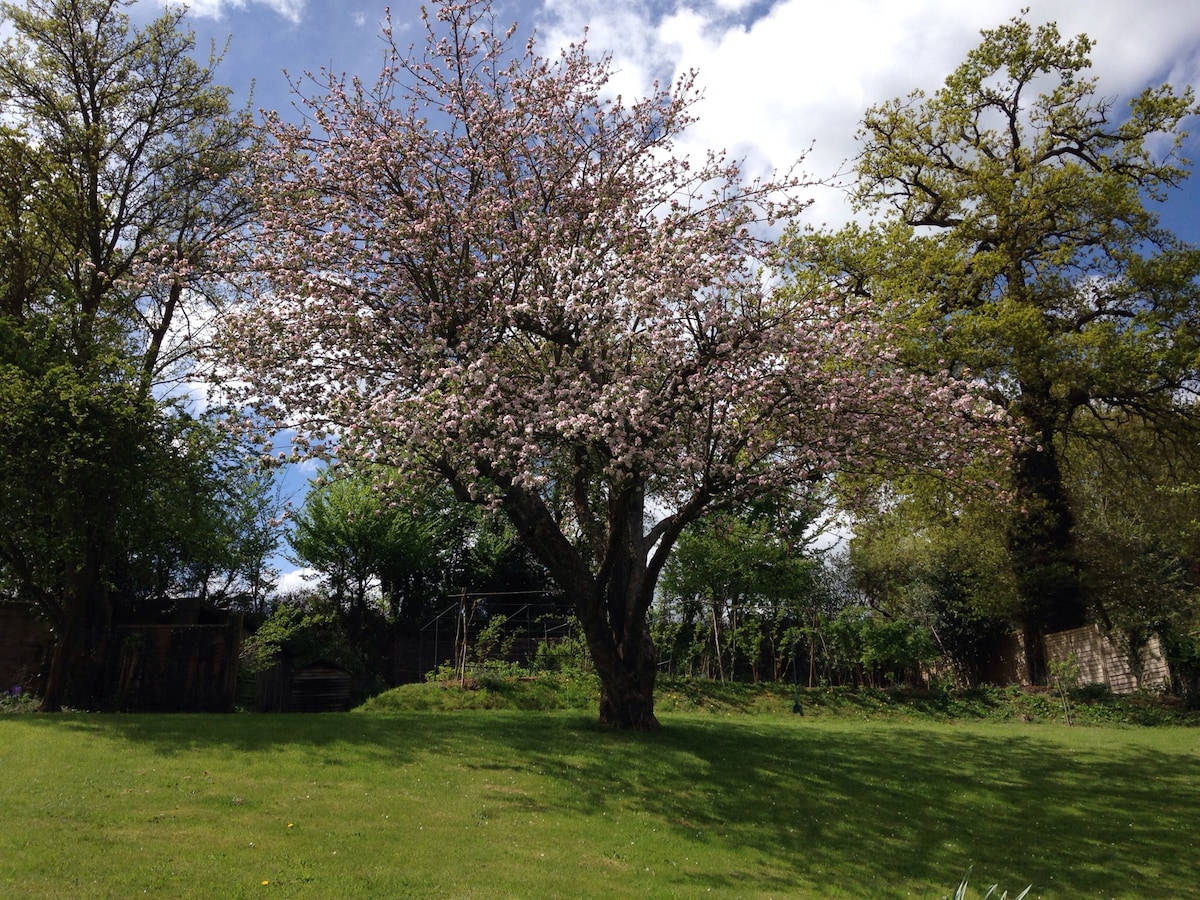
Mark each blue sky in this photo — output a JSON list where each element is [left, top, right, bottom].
[[135, 0, 1200, 587], [157, 0, 1200, 235]]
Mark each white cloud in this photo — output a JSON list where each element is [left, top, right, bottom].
[[535, 0, 1200, 227], [174, 0, 306, 24], [276, 566, 320, 595]]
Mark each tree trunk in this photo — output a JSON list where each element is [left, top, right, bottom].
[[39, 601, 104, 712], [594, 624, 660, 730], [39, 558, 112, 711], [1007, 401, 1086, 682], [489, 471, 666, 730], [38, 609, 80, 713], [575, 517, 662, 731]]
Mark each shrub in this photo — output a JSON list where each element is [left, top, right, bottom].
[[0, 685, 38, 713], [532, 616, 592, 675], [240, 602, 362, 673]]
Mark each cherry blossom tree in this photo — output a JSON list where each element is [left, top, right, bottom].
[[216, 0, 998, 729]]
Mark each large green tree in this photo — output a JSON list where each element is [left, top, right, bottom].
[[289, 474, 447, 626], [0, 0, 256, 709], [804, 16, 1200, 675], [290, 469, 552, 628]]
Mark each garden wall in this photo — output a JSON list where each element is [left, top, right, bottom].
[[1043, 624, 1170, 694]]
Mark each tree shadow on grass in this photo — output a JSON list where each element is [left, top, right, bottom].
[[10, 711, 450, 766], [16, 712, 1197, 897], [490, 718, 1197, 897]]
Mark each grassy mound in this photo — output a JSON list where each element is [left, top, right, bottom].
[[357, 674, 1200, 726], [357, 672, 602, 713]]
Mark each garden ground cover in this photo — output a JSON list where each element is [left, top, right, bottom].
[[1, 700, 1196, 898]]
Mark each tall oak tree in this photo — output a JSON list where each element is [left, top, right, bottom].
[[803, 16, 1200, 675]]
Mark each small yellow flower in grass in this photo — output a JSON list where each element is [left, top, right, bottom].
[[287, 823, 294, 828], [261, 880, 269, 885]]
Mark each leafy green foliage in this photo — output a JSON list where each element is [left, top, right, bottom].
[[1067, 424, 1200, 651], [287, 467, 559, 692], [0, 0, 258, 709], [1048, 653, 1081, 726], [824, 608, 938, 688], [290, 467, 553, 627], [657, 492, 830, 682], [844, 474, 1020, 685], [0, 345, 154, 611], [110, 410, 283, 611], [470, 614, 515, 667], [532, 615, 593, 675], [289, 473, 441, 618], [796, 14, 1200, 662], [0, 685, 38, 713], [240, 602, 360, 674]]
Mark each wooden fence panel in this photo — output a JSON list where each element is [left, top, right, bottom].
[[112, 618, 242, 712]]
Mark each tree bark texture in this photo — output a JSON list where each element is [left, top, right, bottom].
[[1007, 398, 1087, 681]]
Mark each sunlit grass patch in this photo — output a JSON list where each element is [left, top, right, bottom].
[[1, 708, 1196, 897]]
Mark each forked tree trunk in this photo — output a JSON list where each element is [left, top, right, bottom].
[[491, 473, 666, 730], [572, 534, 662, 731]]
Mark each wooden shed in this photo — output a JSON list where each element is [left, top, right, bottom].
[[256, 658, 353, 712]]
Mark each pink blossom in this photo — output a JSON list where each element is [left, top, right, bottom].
[[211, 0, 1006, 728]]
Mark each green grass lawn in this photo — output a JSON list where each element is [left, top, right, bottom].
[[1, 691, 1197, 898]]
